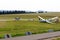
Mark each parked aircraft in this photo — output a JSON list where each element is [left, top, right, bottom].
[[38, 16, 59, 24]]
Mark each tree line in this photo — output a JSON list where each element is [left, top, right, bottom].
[[0, 10, 46, 14], [0, 10, 26, 14]]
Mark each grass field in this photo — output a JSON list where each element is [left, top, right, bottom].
[[52, 37, 60, 40], [0, 12, 60, 39]]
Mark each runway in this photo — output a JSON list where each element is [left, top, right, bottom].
[[0, 31, 60, 40]]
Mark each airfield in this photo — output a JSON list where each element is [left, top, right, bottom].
[[0, 12, 60, 40], [0, 31, 60, 40]]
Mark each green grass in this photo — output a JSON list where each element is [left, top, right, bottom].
[[52, 37, 60, 40], [0, 21, 60, 38], [56, 38, 60, 40], [0, 13, 60, 38]]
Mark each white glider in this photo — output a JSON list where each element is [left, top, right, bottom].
[[38, 16, 59, 24]]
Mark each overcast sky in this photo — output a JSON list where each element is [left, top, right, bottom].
[[0, 0, 60, 12]]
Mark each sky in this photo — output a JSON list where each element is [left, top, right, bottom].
[[0, 0, 60, 12]]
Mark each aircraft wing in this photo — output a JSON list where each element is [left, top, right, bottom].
[[48, 17, 58, 21], [38, 16, 45, 20]]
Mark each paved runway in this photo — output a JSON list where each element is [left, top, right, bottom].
[[0, 31, 60, 40]]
